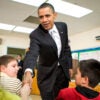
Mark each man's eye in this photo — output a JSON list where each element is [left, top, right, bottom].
[[39, 16, 43, 19], [46, 15, 50, 17]]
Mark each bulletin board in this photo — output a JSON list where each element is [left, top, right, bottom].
[[71, 47, 100, 92], [72, 47, 100, 61], [71, 47, 100, 79]]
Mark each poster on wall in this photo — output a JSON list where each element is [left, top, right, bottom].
[[71, 47, 100, 79], [79, 50, 100, 61]]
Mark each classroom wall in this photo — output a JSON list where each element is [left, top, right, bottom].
[[0, 26, 100, 55], [70, 27, 100, 51], [0, 30, 30, 55]]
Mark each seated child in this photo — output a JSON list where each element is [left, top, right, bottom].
[[56, 59, 100, 100], [0, 55, 30, 99]]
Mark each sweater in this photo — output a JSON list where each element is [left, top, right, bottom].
[[56, 86, 100, 100]]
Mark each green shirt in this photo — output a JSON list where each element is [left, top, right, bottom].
[[0, 88, 21, 100]]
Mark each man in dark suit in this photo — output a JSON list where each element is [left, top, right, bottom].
[[16, 54, 23, 81], [23, 3, 73, 100]]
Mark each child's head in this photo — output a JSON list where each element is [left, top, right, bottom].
[[75, 59, 100, 88], [0, 55, 19, 77]]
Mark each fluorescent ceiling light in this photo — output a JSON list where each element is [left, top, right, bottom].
[[12, 0, 93, 18], [48, 0, 93, 18], [0, 23, 33, 33], [0, 23, 15, 31], [13, 26, 33, 33], [12, 0, 46, 7]]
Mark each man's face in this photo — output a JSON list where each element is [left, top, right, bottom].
[[38, 7, 56, 30], [16, 55, 21, 60]]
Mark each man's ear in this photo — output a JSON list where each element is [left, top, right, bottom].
[[54, 12, 57, 19]]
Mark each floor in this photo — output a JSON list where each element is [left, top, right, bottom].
[[29, 95, 41, 100]]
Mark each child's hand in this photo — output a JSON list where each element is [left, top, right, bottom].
[[20, 83, 31, 96]]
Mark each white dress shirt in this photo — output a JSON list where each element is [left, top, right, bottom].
[[49, 24, 62, 57]]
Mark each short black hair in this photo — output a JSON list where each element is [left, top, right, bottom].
[[79, 59, 100, 88], [38, 3, 55, 13]]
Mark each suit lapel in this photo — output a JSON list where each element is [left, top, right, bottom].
[[45, 32, 58, 55], [39, 25, 58, 56], [55, 23, 64, 52]]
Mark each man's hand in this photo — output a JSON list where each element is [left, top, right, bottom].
[[23, 71, 33, 87]]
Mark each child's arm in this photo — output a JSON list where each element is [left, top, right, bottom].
[[20, 83, 31, 100]]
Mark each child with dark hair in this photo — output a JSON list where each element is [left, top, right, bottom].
[[56, 59, 100, 100]]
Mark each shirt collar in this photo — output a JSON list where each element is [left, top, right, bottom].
[[0, 72, 9, 77], [0, 72, 17, 79], [49, 24, 57, 34]]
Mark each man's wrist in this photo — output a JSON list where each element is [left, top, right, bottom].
[[25, 68, 34, 77], [25, 71, 31, 75], [25, 68, 33, 73]]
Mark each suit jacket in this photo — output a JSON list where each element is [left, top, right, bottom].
[[24, 22, 72, 92], [17, 60, 23, 81], [18, 60, 23, 67]]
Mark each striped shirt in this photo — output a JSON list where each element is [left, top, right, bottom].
[[0, 72, 22, 95]]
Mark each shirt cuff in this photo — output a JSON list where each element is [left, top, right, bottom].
[[24, 68, 34, 77], [25, 68, 33, 73]]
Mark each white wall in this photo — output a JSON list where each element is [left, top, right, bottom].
[[0, 30, 30, 55], [70, 27, 100, 51], [0, 27, 100, 55]]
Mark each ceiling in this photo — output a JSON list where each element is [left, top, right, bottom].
[[0, 0, 100, 36]]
